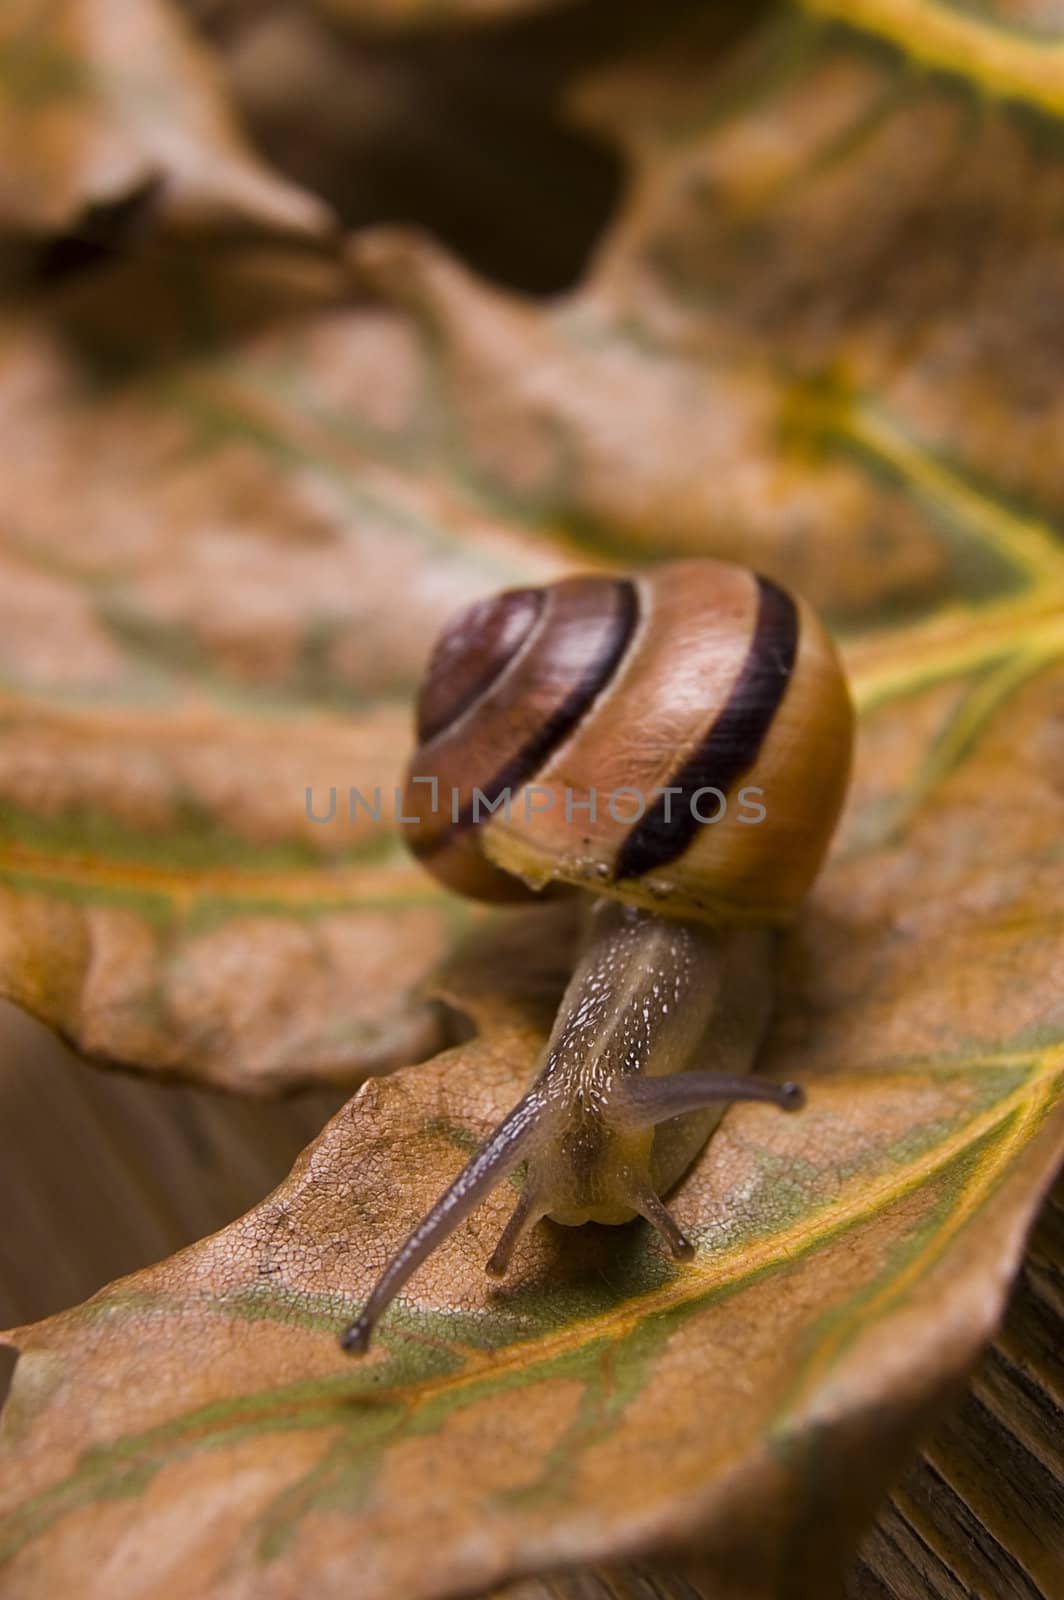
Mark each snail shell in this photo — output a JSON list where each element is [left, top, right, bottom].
[[404, 559, 854, 923]]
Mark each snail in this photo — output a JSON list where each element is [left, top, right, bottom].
[[341, 559, 854, 1354]]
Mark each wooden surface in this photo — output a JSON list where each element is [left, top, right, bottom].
[[846, 1184, 1063, 1600], [1, 1001, 1059, 1598]]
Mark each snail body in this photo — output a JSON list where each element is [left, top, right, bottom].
[[342, 560, 853, 1354]]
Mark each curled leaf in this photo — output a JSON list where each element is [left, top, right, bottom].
[[3, 1, 1064, 1086], [0, 0, 332, 240]]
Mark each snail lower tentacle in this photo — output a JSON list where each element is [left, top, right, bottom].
[[339, 1087, 547, 1355]]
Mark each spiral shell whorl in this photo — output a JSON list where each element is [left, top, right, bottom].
[[416, 588, 542, 745]]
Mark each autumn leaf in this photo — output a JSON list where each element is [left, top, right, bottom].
[[0, 239, 587, 1086], [0, 926, 1061, 1597], [2, 1, 1063, 1086], [0, 0, 332, 241], [1, 0, 1064, 1594]]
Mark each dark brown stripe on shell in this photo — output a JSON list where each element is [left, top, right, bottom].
[[416, 587, 544, 745], [612, 575, 799, 883], [413, 578, 639, 854]]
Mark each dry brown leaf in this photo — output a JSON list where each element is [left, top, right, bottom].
[[0, 245, 574, 1086], [2, 3, 1064, 1086], [0, 870, 1060, 1596], [0, 0, 332, 240]]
